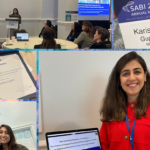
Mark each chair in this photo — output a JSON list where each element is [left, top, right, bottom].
[[105, 43, 111, 49], [13, 29, 26, 38], [57, 44, 61, 49], [52, 25, 57, 38]]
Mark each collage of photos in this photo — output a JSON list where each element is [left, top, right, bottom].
[[0, 0, 150, 150]]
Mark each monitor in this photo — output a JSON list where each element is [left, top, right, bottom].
[[78, 0, 110, 21]]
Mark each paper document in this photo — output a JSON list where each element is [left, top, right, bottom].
[[0, 54, 36, 99]]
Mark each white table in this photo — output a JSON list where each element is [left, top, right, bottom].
[[3, 37, 78, 49]]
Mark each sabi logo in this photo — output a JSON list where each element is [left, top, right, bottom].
[[122, 1, 135, 12]]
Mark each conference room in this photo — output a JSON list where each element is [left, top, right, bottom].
[[0, 0, 111, 49]]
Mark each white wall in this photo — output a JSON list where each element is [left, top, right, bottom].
[[41, 0, 58, 25], [39, 51, 150, 150], [0, 101, 36, 132], [57, 0, 78, 39], [0, 0, 58, 39]]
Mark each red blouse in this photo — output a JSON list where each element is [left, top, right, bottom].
[[99, 102, 150, 150]]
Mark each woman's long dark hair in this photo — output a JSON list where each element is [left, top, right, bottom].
[[0, 124, 18, 150], [100, 52, 150, 122], [68, 22, 82, 41], [13, 8, 19, 15], [82, 21, 93, 38], [73, 22, 82, 35], [41, 27, 57, 49]]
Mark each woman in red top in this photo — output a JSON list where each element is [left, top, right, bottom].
[[100, 51, 150, 150]]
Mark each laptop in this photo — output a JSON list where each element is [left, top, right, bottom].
[[16, 33, 29, 41], [45, 128, 101, 150]]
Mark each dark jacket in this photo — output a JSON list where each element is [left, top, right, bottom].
[[0, 144, 28, 150], [39, 27, 56, 38], [10, 14, 21, 24], [90, 41, 111, 49], [39, 27, 45, 37], [66, 31, 81, 42]]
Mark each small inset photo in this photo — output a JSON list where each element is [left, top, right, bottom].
[[0, 0, 111, 50], [0, 50, 37, 99], [0, 101, 37, 150]]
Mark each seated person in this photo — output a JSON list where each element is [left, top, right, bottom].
[[74, 21, 94, 48], [0, 124, 29, 150], [92, 26, 102, 36], [39, 20, 52, 37], [66, 22, 82, 42], [90, 28, 111, 49], [34, 27, 59, 49]]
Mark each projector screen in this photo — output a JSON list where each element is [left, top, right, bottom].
[[78, 0, 110, 21]]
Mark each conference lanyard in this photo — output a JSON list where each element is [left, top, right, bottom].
[[126, 115, 136, 150]]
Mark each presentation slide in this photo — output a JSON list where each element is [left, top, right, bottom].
[[78, 0, 110, 20], [48, 132, 101, 150], [17, 33, 29, 40]]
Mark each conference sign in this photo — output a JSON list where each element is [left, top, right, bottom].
[[114, 0, 150, 48]]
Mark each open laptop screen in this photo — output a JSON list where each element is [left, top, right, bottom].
[[46, 128, 101, 150], [16, 33, 29, 41]]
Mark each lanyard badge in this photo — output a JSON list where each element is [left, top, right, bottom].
[[126, 115, 136, 150]]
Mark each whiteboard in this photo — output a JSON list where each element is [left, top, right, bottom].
[[39, 51, 150, 141]]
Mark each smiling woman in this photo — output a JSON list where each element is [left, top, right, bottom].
[[120, 60, 147, 103], [0, 125, 28, 150], [99, 51, 150, 150]]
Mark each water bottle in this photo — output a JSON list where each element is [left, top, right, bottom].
[[24, 43, 28, 49]]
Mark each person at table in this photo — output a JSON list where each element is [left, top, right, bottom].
[[66, 22, 82, 42], [74, 21, 94, 48], [99, 51, 150, 150], [0, 124, 29, 150], [90, 27, 111, 49], [11, 8, 21, 29], [91, 26, 102, 36], [39, 20, 52, 37], [35, 27, 59, 49]]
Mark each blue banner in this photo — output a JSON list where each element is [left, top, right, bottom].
[[114, 0, 150, 23]]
